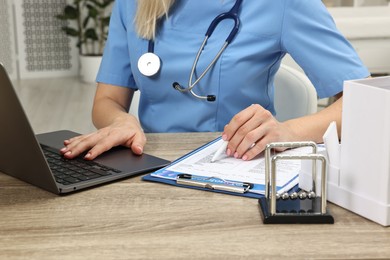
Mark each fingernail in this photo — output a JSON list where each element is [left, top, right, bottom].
[[60, 147, 67, 152], [226, 148, 231, 156], [242, 155, 248, 161], [84, 153, 91, 159], [234, 152, 239, 159], [222, 134, 228, 141], [64, 151, 72, 156]]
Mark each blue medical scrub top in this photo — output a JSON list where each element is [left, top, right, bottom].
[[97, 0, 369, 133]]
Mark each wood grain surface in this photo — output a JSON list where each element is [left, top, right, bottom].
[[1, 132, 390, 260]]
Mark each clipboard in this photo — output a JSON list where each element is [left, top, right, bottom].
[[142, 137, 303, 199], [142, 174, 264, 199]]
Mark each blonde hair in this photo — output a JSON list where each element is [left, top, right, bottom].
[[135, 0, 176, 40]]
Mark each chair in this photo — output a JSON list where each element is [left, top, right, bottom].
[[274, 64, 318, 121], [129, 64, 318, 121], [129, 90, 140, 118]]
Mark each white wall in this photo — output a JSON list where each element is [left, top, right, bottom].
[[0, 0, 79, 80]]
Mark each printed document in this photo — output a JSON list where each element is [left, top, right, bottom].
[[152, 138, 311, 194]]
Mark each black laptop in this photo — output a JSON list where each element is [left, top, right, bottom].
[[0, 63, 169, 194]]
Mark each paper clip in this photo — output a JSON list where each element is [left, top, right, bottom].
[[176, 174, 253, 194]]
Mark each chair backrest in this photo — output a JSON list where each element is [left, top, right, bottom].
[[129, 90, 140, 118], [274, 64, 318, 121]]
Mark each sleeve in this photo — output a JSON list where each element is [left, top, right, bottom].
[[96, 0, 137, 88], [280, 0, 370, 98]]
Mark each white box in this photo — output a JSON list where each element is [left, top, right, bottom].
[[329, 76, 390, 226], [299, 147, 327, 194]]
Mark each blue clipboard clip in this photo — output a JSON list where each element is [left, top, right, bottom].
[[176, 174, 254, 194]]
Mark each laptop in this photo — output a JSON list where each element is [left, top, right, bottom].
[[0, 63, 170, 194]]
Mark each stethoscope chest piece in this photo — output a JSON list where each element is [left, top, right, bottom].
[[138, 52, 161, 77]]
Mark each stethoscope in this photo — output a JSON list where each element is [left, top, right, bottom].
[[137, 0, 243, 102]]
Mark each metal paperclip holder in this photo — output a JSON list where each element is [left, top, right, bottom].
[[258, 141, 334, 224]]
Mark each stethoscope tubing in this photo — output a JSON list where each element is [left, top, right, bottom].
[[139, 0, 243, 102], [206, 0, 242, 43], [186, 40, 228, 99]]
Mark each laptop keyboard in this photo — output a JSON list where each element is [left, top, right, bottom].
[[42, 147, 122, 186]]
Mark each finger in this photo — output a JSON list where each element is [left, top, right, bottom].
[[235, 111, 274, 155], [63, 137, 79, 147], [62, 133, 94, 150], [130, 132, 147, 155], [62, 136, 97, 159], [84, 127, 146, 159], [229, 107, 272, 157], [63, 133, 92, 145], [83, 138, 117, 160], [241, 138, 269, 161], [84, 128, 139, 159], [241, 119, 281, 160], [62, 131, 107, 159], [233, 131, 261, 159], [224, 106, 257, 155], [224, 105, 258, 139]]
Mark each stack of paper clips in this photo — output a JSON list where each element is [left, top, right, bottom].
[[258, 141, 334, 224]]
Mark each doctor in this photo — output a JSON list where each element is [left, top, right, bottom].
[[61, 0, 369, 161]]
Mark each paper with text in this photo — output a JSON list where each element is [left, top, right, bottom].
[[152, 138, 311, 194]]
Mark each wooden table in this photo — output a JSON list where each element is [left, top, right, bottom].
[[1, 132, 389, 259]]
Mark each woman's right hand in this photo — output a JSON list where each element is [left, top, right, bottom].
[[60, 82, 145, 160], [60, 114, 146, 160]]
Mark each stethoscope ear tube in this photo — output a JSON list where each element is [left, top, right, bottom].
[[206, 95, 216, 102], [172, 82, 186, 92], [172, 82, 217, 102]]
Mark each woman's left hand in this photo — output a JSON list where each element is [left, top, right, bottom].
[[222, 104, 296, 161]]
